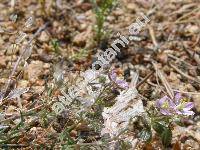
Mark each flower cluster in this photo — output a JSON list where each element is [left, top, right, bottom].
[[156, 93, 194, 116]]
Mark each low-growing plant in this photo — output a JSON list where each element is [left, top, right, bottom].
[[51, 39, 60, 54], [91, 0, 117, 44], [137, 93, 194, 148], [70, 49, 89, 62]]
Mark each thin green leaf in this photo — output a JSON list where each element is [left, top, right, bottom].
[[161, 127, 172, 147]]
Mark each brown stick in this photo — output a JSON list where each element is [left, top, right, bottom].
[[170, 63, 200, 84], [136, 70, 155, 88]]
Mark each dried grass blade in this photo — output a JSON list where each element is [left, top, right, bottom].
[[153, 62, 174, 99], [157, 69, 174, 99]]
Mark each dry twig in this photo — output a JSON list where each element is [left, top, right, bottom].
[[169, 63, 200, 84]]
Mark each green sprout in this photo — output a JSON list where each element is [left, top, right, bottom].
[[51, 39, 60, 54], [70, 49, 89, 61], [91, 0, 117, 43]]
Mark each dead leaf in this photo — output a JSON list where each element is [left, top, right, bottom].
[[144, 143, 154, 150], [173, 141, 181, 150]]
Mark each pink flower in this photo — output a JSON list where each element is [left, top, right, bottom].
[[109, 70, 129, 89], [174, 93, 195, 116], [156, 95, 176, 115], [156, 93, 194, 116]]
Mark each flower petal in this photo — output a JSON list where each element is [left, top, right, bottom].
[[110, 70, 117, 81], [168, 99, 176, 108], [156, 96, 169, 108], [182, 110, 195, 116], [174, 109, 182, 115], [160, 109, 172, 115], [184, 102, 194, 110], [175, 93, 182, 104], [116, 80, 129, 89]]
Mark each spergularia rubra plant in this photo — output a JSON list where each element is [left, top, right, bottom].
[[143, 92, 196, 147], [174, 93, 194, 115], [156, 93, 194, 116]]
